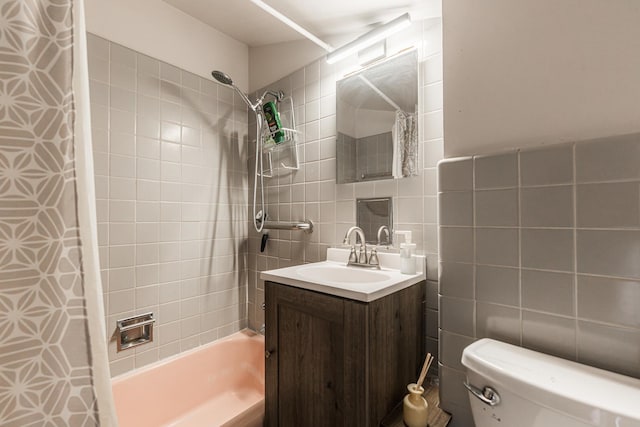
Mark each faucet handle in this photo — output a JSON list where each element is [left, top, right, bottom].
[[368, 248, 379, 267], [348, 245, 358, 263], [358, 244, 367, 264]]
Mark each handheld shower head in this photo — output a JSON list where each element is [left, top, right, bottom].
[[211, 69, 257, 111], [211, 70, 233, 85], [210, 70, 285, 233]]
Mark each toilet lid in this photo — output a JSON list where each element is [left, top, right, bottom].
[[462, 339, 640, 423]]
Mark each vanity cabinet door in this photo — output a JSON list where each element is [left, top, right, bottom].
[[265, 281, 367, 427]]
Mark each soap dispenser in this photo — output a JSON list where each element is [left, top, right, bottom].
[[395, 231, 416, 275]]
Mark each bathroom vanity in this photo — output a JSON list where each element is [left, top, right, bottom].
[[261, 249, 426, 427]]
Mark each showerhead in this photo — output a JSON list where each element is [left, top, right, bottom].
[[211, 69, 257, 111], [211, 70, 233, 85]]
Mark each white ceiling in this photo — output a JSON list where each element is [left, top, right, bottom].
[[163, 0, 441, 47]]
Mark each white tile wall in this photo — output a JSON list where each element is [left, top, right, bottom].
[[88, 33, 249, 377], [246, 20, 444, 376]]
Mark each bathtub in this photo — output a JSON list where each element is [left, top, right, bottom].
[[112, 330, 264, 427]]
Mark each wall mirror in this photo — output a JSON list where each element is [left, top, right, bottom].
[[336, 49, 418, 184], [356, 197, 393, 245]]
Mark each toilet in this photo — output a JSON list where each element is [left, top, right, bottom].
[[461, 339, 640, 427]]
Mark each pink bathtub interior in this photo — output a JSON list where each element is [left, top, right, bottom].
[[112, 330, 264, 427]]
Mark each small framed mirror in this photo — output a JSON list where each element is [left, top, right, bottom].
[[336, 49, 418, 184], [356, 197, 393, 245]]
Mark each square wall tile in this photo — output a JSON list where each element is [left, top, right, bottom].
[[475, 189, 518, 226], [476, 302, 520, 345], [439, 227, 473, 263], [438, 158, 473, 192], [476, 265, 519, 306], [577, 275, 640, 328], [137, 54, 160, 76], [439, 365, 473, 422], [87, 33, 109, 60], [522, 310, 576, 360], [110, 62, 136, 91], [110, 200, 135, 222], [521, 269, 575, 316], [426, 280, 438, 310], [520, 144, 573, 186], [475, 152, 517, 189], [424, 140, 444, 168], [439, 330, 474, 372], [576, 134, 640, 183], [426, 308, 438, 338], [576, 182, 640, 228], [439, 262, 474, 299], [109, 290, 135, 315], [439, 296, 475, 337], [476, 228, 519, 267], [577, 230, 640, 279], [439, 192, 473, 226], [577, 320, 640, 378], [521, 186, 573, 228], [521, 229, 574, 272], [110, 43, 136, 68]]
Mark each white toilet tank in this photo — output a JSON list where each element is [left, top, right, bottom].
[[461, 339, 640, 427]]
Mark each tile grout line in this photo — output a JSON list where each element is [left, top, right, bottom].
[[472, 155, 477, 340], [572, 142, 579, 361], [517, 149, 523, 347]]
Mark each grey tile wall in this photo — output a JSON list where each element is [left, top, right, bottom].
[[337, 132, 357, 182], [356, 132, 394, 180], [438, 134, 640, 426], [246, 20, 444, 376], [87, 34, 249, 376]]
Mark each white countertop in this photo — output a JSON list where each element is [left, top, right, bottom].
[[259, 248, 426, 302]]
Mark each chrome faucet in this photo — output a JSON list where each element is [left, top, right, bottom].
[[342, 226, 379, 268], [343, 226, 366, 247], [343, 226, 367, 264]]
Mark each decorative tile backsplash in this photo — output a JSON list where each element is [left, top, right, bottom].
[[87, 34, 249, 376], [438, 134, 640, 426]]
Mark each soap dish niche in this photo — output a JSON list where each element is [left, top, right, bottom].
[[116, 312, 155, 352]]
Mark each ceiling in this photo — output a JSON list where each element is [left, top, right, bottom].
[[163, 0, 441, 47]]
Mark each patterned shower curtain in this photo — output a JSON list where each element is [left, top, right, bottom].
[[0, 0, 117, 425], [393, 110, 418, 178]]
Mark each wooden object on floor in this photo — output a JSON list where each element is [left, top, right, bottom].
[[380, 384, 451, 427]]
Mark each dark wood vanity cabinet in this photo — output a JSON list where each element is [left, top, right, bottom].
[[264, 280, 425, 427]]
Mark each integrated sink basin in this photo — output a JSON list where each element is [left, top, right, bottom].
[[260, 248, 426, 302], [297, 264, 392, 284]]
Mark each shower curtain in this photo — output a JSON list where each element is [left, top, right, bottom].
[[391, 110, 418, 178], [0, 0, 117, 425]]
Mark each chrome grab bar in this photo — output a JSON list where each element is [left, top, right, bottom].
[[464, 382, 501, 406], [263, 220, 313, 233]]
